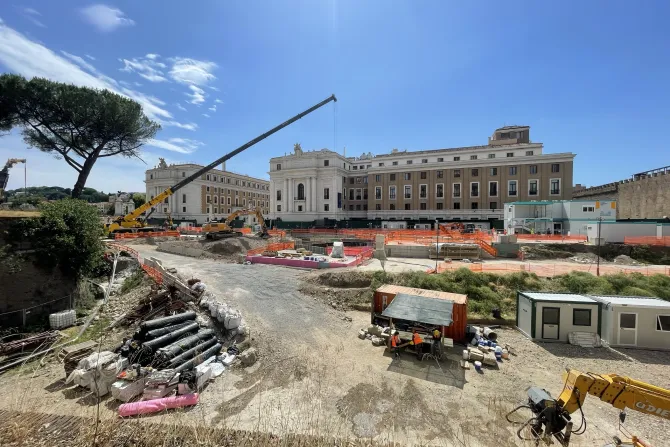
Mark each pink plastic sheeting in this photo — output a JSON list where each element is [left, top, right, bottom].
[[118, 393, 199, 417]]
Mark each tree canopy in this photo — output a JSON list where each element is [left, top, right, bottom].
[[0, 74, 160, 198], [132, 192, 146, 209], [5, 185, 109, 202]]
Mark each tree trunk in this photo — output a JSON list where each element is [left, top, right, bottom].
[[71, 155, 98, 198]]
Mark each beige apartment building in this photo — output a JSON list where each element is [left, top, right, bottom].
[[269, 126, 575, 222]]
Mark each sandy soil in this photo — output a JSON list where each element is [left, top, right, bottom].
[[2, 247, 669, 447]]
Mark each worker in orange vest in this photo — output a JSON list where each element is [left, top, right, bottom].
[[390, 330, 401, 359], [410, 329, 423, 360]]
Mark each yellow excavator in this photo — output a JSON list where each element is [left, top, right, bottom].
[[202, 207, 269, 239], [506, 368, 669, 446], [104, 94, 337, 235]]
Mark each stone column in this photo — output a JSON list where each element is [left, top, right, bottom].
[[284, 178, 288, 213], [332, 177, 337, 214], [311, 177, 317, 213], [306, 177, 311, 212]]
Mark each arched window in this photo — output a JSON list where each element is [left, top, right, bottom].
[[297, 183, 305, 200]]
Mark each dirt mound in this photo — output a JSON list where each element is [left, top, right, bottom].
[[204, 238, 254, 255], [307, 270, 374, 288], [613, 254, 644, 266], [569, 253, 599, 264], [520, 244, 573, 260]]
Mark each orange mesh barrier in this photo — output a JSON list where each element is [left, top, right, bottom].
[[432, 261, 670, 277], [114, 231, 180, 239], [106, 243, 163, 284], [624, 236, 670, 247], [515, 234, 587, 242], [247, 241, 296, 256], [178, 226, 202, 233]]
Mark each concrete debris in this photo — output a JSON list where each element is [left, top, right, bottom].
[[570, 253, 599, 264], [367, 325, 383, 337], [239, 347, 258, 366], [568, 331, 602, 348], [371, 336, 385, 347], [111, 378, 147, 402], [613, 254, 643, 266], [358, 329, 367, 340]]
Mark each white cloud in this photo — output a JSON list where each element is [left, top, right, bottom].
[[80, 4, 135, 32], [176, 103, 187, 111], [0, 22, 171, 122], [147, 138, 203, 154], [164, 121, 198, 131], [146, 53, 159, 60], [134, 81, 142, 87], [61, 51, 98, 74], [202, 113, 210, 118], [85, 54, 96, 60], [120, 56, 167, 82], [169, 57, 217, 86], [214, 98, 223, 104], [186, 85, 205, 105], [22, 7, 46, 28], [208, 104, 217, 112]]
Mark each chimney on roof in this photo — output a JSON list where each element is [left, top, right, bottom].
[[221, 161, 226, 171]]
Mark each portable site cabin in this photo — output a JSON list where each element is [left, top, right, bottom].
[[372, 285, 467, 341], [516, 292, 601, 342], [591, 295, 670, 350]]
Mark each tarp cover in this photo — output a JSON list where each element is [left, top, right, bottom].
[[382, 293, 454, 326]]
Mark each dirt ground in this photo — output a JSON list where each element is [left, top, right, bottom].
[[2, 246, 669, 446]]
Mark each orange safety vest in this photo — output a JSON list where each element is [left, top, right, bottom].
[[412, 332, 423, 345], [391, 335, 399, 347]]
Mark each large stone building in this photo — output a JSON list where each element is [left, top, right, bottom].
[[269, 126, 575, 224], [573, 166, 670, 219], [145, 160, 270, 225]]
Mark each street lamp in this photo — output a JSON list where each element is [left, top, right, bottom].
[[596, 215, 603, 276]]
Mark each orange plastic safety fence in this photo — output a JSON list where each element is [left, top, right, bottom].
[[106, 243, 163, 284], [432, 261, 670, 277], [515, 234, 587, 242], [624, 236, 670, 247], [114, 231, 180, 239], [247, 241, 296, 256]]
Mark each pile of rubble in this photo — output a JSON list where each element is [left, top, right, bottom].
[[358, 324, 390, 346], [462, 325, 515, 372]]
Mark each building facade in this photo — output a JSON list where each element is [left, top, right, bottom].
[[269, 126, 575, 223], [503, 200, 616, 236], [145, 162, 270, 225]]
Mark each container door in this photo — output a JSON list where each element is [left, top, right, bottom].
[[618, 313, 637, 346], [541, 307, 560, 340]]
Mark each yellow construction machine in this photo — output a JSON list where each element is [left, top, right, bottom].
[[104, 94, 337, 235], [506, 368, 669, 446], [203, 207, 269, 239]]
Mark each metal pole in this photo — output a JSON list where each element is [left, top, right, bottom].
[[596, 216, 602, 277], [435, 219, 439, 272], [24, 161, 27, 195]]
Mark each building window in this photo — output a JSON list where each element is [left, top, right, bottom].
[[206, 174, 210, 181], [392, 161, 398, 166], [375, 174, 381, 182], [470, 155, 477, 160], [404, 173, 411, 181], [506, 153, 514, 158], [453, 183, 461, 198], [214, 196, 218, 204], [508, 180, 518, 196], [404, 203, 411, 210], [582, 206, 595, 212], [454, 202, 460, 210], [436, 202, 443, 210], [349, 178, 354, 184], [375, 204, 381, 210], [298, 205, 303, 212], [454, 156, 460, 161], [406, 160, 413, 165], [390, 173, 396, 181], [529, 180, 538, 196], [471, 182, 479, 197], [509, 166, 517, 175], [420, 184, 427, 198], [297, 183, 305, 200], [277, 204, 282, 212], [488, 201, 497, 209], [420, 203, 427, 210], [324, 188, 329, 200], [657, 315, 670, 331], [388, 185, 396, 200], [530, 165, 538, 174], [349, 189, 354, 200], [489, 181, 498, 197], [182, 194, 186, 203], [551, 163, 560, 173], [436, 184, 444, 198], [349, 204, 354, 211], [235, 198, 239, 206], [526, 151, 534, 156], [228, 208, 231, 213], [488, 154, 495, 159], [276, 164, 281, 170], [454, 169, 461, 178], [437, 170, 443, 179], [550, 179, 561, 195], [421, 159, 428, 164], [573, 309, 592, 326], [206, 186, 210, 192], [356, 189, 362, 200], [490, 167, 497, 176], [471, 168, 479, 176], [324, 204, 330, 211], [227, 197, 231, 205], [379, 162, 385, 167], [356, 204, 361, 210], [150, 173, 154, 180], [420, 171, 427, 180], [390, 204, 395, 210], [213, 175, 217, 182], [404, 185, 411, 199], [214, 207, 218, 213], [471, 202, 478, 210], [356, 177, 363, 184], [353, 166, 358, 170], [206, 195, 211, 203], [363, 189, 368, 200], [438, 157, 444, 162], [182, 206, 186, 212], [182, 172, 186, 177], [324, 160, 329, 166], [375, 187, 382, 200]]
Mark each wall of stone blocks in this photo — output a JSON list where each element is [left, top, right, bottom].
[[617, 173, 670, 219]]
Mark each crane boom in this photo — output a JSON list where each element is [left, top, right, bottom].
[[107, 94, 337, 233]]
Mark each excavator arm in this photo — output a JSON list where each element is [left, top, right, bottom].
[[507, 369, 669, 446]]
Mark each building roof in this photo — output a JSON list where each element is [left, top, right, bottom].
[[372, 142, 542, 159], [496, 125, 529, 131], [520, 292, 597, 304], [376, 284, 467, 304], [382, 293, 454, 326], [590, 295, 670, 309]]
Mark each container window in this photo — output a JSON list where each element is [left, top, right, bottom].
[[657, 315, 670, 332], [573, 309, 591, 326]]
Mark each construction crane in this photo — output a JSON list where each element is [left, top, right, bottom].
[[506, 368, 670, 446], [202, 207, 269, 240], [0, 158, 26, 203], [105, 94, 337, 235]]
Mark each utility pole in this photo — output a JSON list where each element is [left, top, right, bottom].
[[435, 219, 439, 272], [596, 215, 603, 276]]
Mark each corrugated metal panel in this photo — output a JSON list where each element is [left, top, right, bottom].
[[382, 293, 454, 327], [522, 292, 596, 304], [375, 284, 467, 304], [591, 295, 670, 308], [443, 303, 467, 342]]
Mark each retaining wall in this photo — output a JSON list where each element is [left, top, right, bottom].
[[385, 245, 430, 258]]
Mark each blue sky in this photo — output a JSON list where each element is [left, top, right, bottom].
[[1, 1, 669, 193]]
